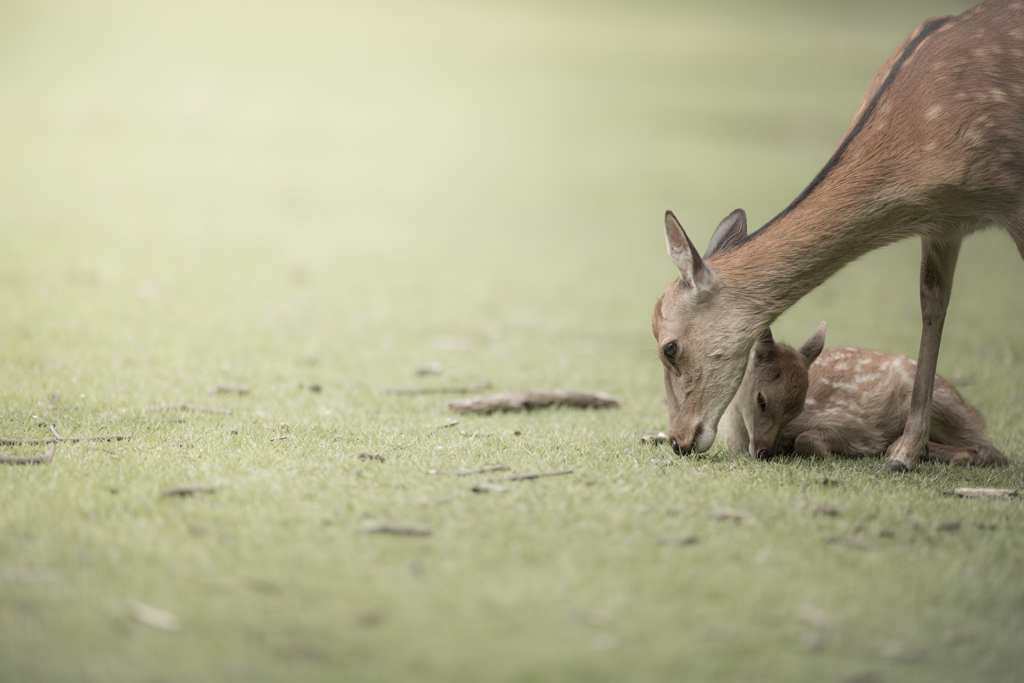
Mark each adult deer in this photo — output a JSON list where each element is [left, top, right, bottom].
[[718, 323, 1007, 465], [652, 0, 1024, 470]]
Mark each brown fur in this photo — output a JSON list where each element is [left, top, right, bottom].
[[720, 325, 1007, 466], [655, 0, 1024, 469]]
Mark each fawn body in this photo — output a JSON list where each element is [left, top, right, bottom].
[[719, 324, 1007, 465], [653, 0, 1024, 470]]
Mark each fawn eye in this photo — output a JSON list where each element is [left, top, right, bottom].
[[662, 341, 678, 362], [756, 392, 766, 412]]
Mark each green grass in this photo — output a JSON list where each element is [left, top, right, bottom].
[[2, 0, 1023, 681]]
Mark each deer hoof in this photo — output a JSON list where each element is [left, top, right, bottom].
[[885, 459, 910, 473]]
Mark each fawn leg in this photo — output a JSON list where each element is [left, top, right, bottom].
[[885, 237, 961, 472], [793, 430, 840, 457]]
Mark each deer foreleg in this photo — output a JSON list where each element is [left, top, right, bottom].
[[885, 236, 962, 472]]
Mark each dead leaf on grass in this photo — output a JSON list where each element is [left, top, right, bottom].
[[942, 487, 1017, 499], [127, 600, 180, 631], [877, 640, 926, 662], [796, 604, 831, 629], [640, 432, 669, 445], [448, 389, 618, 414]]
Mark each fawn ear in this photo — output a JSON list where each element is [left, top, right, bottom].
[[753, 327, 777, 362], [665, 211, 719, 295], [799, 322, 827, 368], [703, 209, 747, 259]]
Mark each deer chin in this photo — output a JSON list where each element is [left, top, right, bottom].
[[693, 426, 717, 453]]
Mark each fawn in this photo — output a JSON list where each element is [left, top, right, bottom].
[[719, 323, 1007, 465], [653, 0, 1024, 469]]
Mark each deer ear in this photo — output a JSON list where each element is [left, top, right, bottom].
[[799, 322, 827, 368], [703, 209, 747, 259], [665, 211, 719, 295]]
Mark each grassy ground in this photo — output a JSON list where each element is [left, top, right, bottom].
[[2, 0, 1023, 681]]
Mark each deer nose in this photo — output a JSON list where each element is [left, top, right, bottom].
[[670, 436, 694, 455], [756, 449, 772, 460]]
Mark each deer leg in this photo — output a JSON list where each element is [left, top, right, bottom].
[[885, 237, 962, 472], [922, 441, 1008, 466], [793, 430, 838, 457]]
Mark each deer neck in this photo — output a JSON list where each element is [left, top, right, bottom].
[[710, 179, 907, 330]]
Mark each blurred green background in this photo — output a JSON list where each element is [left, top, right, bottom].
[[3, 1, 1024, 681]]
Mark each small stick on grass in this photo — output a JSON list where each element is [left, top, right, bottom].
[[659, 536, 700, 548], [48, 424, 63, 440], [207, 385, 251, 394], [504, 469, 573, 481], [942, 487, 1018, 499], [159, 485, 216, 498], [143, 403, 232, 414], [708, 508, 755, 523], [0, 434, 130, 445], [472, 482, 507, 494], [361, 522, 433, 536], [456, 464, 509, 476], [0, 443, 56, 465]]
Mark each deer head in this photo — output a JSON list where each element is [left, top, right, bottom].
[[652, 210, 759, 454], [731, 323, 826, 459]]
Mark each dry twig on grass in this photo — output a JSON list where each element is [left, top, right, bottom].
[[657, 535, 699, 546], [471, 482, 507, 494], [0, 443, 56, 465], [426, 464, 510, 476], [707, 508, 755, 523], [207, 385, 251, 395], [504, 469, 573, 481], [361, 522, 433, 537], [159, 485, 216, 498], [0, 434, 130, 445], [448, 390, 619, 414], [143, 403, 232, 414], [942, 487, 1018, 499]]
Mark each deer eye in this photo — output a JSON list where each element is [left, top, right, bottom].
[[756, 392, 766, 413], [662, 341, 678, 362]]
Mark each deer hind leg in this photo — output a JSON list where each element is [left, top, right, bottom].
[[793, 429, 843, 457], [925, 387, 1009, 466], [885, 237, 962, 472], [921, 442, 1007, 466]]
